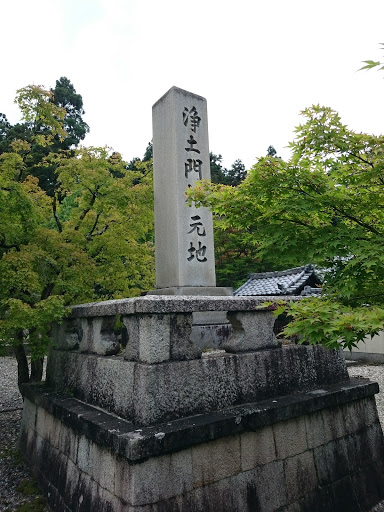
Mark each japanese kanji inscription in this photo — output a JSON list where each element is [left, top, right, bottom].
[[152, 86, 216, 288]]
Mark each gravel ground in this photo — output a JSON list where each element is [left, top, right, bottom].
[[1, 356, 384, 511], [0, 357, 49, 512]]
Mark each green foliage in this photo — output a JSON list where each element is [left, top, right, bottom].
[[51, 76, 89, 148], [209, 153, 247, 186], [0, 78, 89, 195], [16, 478, 42, 496], [15, 85, 67, 147], [0, 84, 155, 381], [188, 104, 384, 347], [142, 141, 153, 162], [267, 298, 384, 350], [213, 223, 260, 288], [360, 43, 384, 71]]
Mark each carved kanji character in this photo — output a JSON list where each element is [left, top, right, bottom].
[[183, 106, 201, 133], [187, 215, 206, 236], [185, 159, 202, 180], [185, 135, 200, 153], [187, 241, 207, 262]]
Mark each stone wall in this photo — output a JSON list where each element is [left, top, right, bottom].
[[20, 380, 384, 512], [46, 345, 348, 426], [19, 295, 384, 511]]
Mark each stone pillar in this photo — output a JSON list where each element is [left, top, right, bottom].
[[152, 86, 217, 291]]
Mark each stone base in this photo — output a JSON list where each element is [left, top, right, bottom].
[[146, 286, 233, 296], [20, 379, 384, 512], [146, 289, 234, 339], [46, 345, 349, 426], [190, 323, 233, 350]]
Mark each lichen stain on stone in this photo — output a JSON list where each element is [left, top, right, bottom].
[[246, 481, 261, 511]]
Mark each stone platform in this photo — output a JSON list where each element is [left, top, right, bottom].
[[19, 295, 384, 511]]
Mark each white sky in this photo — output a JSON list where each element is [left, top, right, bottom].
[[2, 0, 384, 169]]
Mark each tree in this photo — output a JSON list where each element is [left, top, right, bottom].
[[225, 159, 247, 186], [209, 152, 227, 183], [209, 152, 247, 186], [0, 78, 89, 195], [51, 76, 89, 149], [142, 141, 153, 162], [0, 85, 155, 391], [187, 105, 384, 349]]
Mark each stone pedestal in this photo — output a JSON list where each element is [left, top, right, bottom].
[[19, 296, 384, 511]]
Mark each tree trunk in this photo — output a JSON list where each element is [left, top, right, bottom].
[[30, 358, 44, 382], [13, 333, 29, 396]]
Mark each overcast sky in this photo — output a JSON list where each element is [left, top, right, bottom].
[[2, 0, 384, 169]]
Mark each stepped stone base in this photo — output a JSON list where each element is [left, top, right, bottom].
[[20, 379, 384, 512], [19, 296, 384, 511], [45, 345, 348, 426]]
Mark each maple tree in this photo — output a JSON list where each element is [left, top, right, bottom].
[[0, 85, 154, 390], [188, 105, 384, 349]]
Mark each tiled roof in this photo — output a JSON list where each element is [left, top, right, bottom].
[[234, 264, 322, 296]]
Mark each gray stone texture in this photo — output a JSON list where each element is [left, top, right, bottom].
[[50, 318, 80, 351], [225, 310, 279, 352], [46, 345, 349, 426], [79, 316, 120, 356], [147, 286, 233, 296], [123, 313, 173, 364], [240, 427, 276, 470], [67, 294, 297, 317], [191, 435, 241, 487], [152, 86, 216, 289], [46, 352, 136, 419], [19, 379, 384, 512], [273, 416, 308, 459], [65, 296, 298, 361], [190, 322, 233, 350], [284, 451, 318, 503]]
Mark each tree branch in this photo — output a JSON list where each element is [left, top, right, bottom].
[[86, 211, 102, 241], [52, 194, 63, 233], [74, 186, 99, 231]]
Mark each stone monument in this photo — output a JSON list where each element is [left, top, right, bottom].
[[18, 89, 384, 512], [151, 86, 231, 296]]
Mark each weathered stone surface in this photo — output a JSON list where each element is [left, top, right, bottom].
[[152, 86, 215, 289], [273, 415, 308, 459], [284, 451, 318, 502], [305, 397, 379, 449], [148, 286, 233, 296], [46, 351, 136, 419], [192, 435, 241, 487], [50, 318, 80, 351], [123, 314, 172, 363], [46, 345, 350, 425], [224, 310, 280, 352], [66, 295, 299, 360], [351, 459, 384, 512], [68, 294, 297, 318], [312, 343, 349, 383], [22, 378, 379, 463], [190, 322, 233, 350], [77, 436, 117, 495], [123, 312, 201, 363], [129, 449, 194, 506], [79, 316, 120, 356], [314, 436, 360, 486], [19, 379, 384, 512], [240, 427, 276, 470]]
